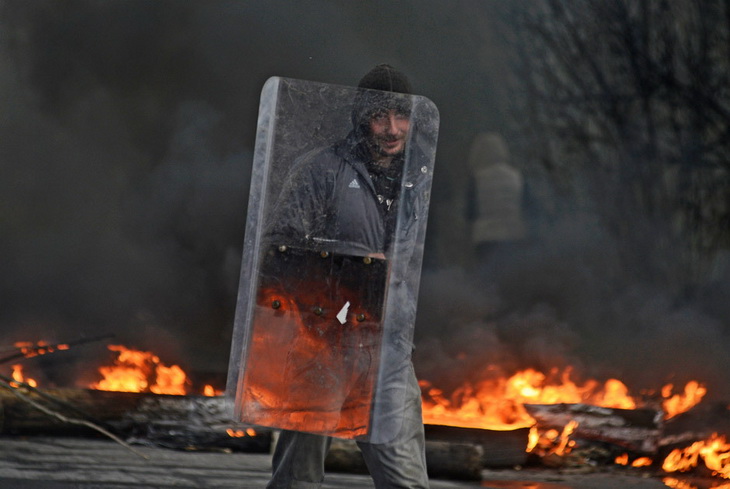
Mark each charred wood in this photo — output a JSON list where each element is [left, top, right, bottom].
[[524, 403, 663, 454]]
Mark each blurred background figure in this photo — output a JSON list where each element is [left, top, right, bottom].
[[466, 132, 526, 267]]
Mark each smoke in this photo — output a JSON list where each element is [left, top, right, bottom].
[[0, 3, 252, 373], [415, 213, 730, 401], [0, 1, 508, 375], [2, 1, 728, 403]]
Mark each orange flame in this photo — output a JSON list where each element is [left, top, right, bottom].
[[420, 367, 639, 431], [90, 345, 189, 395], [526, 425, 540, 452], [662, 433, 730, 479], [226, 428, 257, 438], [421, 366, 706, 432], [662, 478, 698, 489], [617, 454, 653, 467], [661, 478, 730, 489], [632, 457, 653, 467], [150, 364, 187, 395], [13, 341, 69, 359], [526, 421, 579, 457], [10, 364, 37, 388], [616, 453, 630, 465], [662, 381, 707, 419], [203, 384, 224, 396], [553, 420, 578, 456]]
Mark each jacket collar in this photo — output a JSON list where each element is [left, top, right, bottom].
[[335, 131, 426, 195]]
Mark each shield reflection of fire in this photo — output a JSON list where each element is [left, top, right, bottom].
[[238, 288, 381, 439]]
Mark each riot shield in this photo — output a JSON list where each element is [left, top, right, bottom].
[[227, 77, 439, 443]]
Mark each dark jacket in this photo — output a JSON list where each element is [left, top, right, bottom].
[[267, 132, 430, 259]]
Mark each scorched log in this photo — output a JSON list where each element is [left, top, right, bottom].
[[524, 403, 663, 454]]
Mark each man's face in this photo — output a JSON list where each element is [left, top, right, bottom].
[[367, 109, 410, 158]]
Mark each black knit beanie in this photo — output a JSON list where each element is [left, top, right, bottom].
[[357, 64, 412, 94]]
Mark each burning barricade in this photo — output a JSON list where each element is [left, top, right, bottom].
[[0, 341, 266, 452], [2, 339, 730, 484], [419, 365, 729, 482]]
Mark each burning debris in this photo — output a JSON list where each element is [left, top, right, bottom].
[[0, 341, 266, 453], [1, 341, 69, 363], [418, 364, 730, 483], [2, 340, 229, 398], [89, 345, 224, 397], [419, 367, 705, 432], [90, 345, 190, 396], [10, 364, 38, 388], [0, 335, 114, 364], [664, 383, 711, 420], [615, 453, 653, 468], [663, 433, 730, 479], [2, 339, 730, 484]]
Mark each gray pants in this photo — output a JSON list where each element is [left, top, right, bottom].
[[266, 366, 429, 489]]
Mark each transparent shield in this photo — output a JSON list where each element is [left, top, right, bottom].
[[227, 77, 439, 443]]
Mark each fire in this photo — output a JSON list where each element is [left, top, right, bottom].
[[420, 367, 639, 431], [593, 378, 636, 410], [662, 381, 707, 419], [8, 341, 223, 396], [13, 340, 70, 358], [226, 428, 257, 438], [615, 453, 653, 467], [553, 420, 578, 456], [661, 479, 730, 489], [10, 364, 37, 388], [662, 479, 698, 489], [527, 426, 540, 452], [90, 345, 189, 395], [662, 433, 730, 479], [632, 457, 653, 467], [203, 384, 224, 396], [421, 366, 706, 432], [420, 366, 709, 466], [525, 421, 579, 457], [150, 364, 187, 395]]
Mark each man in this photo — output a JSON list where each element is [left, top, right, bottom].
[[263, 65, 434, 489]]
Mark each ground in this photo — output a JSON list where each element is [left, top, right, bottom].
[[0, 435, 692, 489]]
